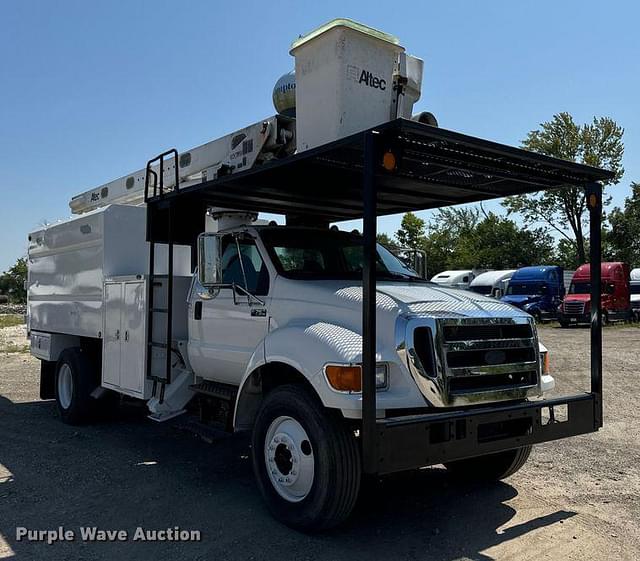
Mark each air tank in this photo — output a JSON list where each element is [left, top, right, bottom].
[[272, 71, 296, 117]]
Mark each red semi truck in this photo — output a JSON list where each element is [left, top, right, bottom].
[[559, 262, 631, 326]]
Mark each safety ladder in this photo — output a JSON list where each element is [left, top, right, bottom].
[[144, 149, 180, 403]]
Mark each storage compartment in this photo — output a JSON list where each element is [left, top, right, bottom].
[[27, 204, 191, 339], [102, 275, 190, 399], [290, 19, 406, 151]]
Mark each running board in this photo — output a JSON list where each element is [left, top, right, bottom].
[[190, 380, 238, 402]]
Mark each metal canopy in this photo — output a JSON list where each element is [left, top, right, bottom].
[[146, 118, 613, 238], [146, 118, 608, 475]]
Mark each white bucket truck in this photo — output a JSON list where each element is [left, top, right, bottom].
[[27, 19, 609, 531]]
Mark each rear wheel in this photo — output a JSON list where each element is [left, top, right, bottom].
[[444, 445, 532, 481], [55, 348, 98, 425], [251, 384, 361, 531]]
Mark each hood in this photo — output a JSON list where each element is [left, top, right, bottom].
[[273, 278, 530, 322]]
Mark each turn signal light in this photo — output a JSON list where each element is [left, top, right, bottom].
[[325, 364, 389, 392], [541, 351, 550, 375], [325, 365, 362, 392]]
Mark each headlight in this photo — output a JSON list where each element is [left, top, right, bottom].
[[324, 363, 388, 392]]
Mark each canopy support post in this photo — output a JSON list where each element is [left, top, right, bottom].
[[362, 131, 379, 473], [586, 181, 603, 428]]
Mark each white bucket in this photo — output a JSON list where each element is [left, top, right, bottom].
[[290, 19, 405, 152]]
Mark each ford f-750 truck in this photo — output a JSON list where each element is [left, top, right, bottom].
[[25, 19, 611, 531]]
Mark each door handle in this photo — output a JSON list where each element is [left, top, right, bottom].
[[115, 329, 120, 340], [194, 301, 202, 320], [124, 331, 129, 342]]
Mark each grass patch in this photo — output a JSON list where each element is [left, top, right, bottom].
[[0, 314, 24, 329], [1, 343, 30, 354]]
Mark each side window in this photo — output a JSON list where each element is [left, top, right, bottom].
[[221, 236, 269, 295]]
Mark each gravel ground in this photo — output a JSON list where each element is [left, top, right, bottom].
[[0, 321, 638, 560]]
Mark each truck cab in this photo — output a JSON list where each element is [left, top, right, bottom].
[[430, 269, 476, 289], [559, 262, 631, 326], [189, 224, 555, 422], [630, 268, 640, 321], [501, 266, 565, 322], [468, 270, 516, 299]]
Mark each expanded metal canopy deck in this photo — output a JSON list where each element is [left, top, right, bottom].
[[146, 118, 612, 242], [145, 118, 612, 474]]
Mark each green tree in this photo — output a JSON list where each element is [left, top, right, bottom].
[[503, 112, 624, 264], [0, 257, 27, 303], [395, 212, 426, 249], [461, 214, 554, 269], [376, 233, 399, 250], [607, 182, 640, 266]]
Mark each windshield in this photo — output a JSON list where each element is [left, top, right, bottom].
[[260, 228, 423, 281], [569, 282, 590, 294], [507, 283, 545, 296], [469, 285, 492, 295]]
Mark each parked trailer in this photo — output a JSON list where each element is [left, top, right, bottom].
[[27, 18, 612, 531]]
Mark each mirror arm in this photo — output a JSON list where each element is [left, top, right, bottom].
[[233, 283, 265, 306]]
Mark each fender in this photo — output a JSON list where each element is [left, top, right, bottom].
[[233, 321, 366, 430]]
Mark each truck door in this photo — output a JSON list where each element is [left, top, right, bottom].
[[188, 235, 270, 385]]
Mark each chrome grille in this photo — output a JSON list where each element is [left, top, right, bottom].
[[405, 317, 540, 407], [564, 301, 585, 315]]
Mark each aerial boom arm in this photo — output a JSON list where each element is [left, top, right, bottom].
[[69, 115, 295, 214]]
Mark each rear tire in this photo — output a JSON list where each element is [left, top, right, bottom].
[[251, 384, 361, 531], [444, 445, 532, 481], [55, 348, 98, 425]]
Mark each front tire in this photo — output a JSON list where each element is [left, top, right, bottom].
[[444, 445, 532, 481], [55, 348, 98, 425], [251, 384, 361, 531]]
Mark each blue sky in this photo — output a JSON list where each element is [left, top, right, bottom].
[[1, 0, 638, 271]]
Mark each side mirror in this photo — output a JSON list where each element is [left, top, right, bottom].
[[197, 233, 223, 286]]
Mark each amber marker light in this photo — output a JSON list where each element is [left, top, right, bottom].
[[382, 150, 396, 171], [325, 365, 362, 392]]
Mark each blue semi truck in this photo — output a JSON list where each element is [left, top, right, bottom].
[[501, 266, 566, 322]]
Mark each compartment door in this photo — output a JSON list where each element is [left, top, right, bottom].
[[102, 282, 123, 387], [120, 280, 147, 396]]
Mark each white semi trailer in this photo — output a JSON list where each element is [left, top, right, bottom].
[[27, 19, 610, 531]]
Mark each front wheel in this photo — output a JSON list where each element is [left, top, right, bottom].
[[251, 384, 361, 531], [444, 445, 532, 481]]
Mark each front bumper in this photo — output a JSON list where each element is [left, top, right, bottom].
[[558, 311, 591, 324], [373, 393, 598, 475]]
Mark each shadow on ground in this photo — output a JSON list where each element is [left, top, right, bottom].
[[0, 394, 575, 561]]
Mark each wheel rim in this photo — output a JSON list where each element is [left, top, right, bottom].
[[57, 364, 73, 410], [264, 415, 314, 503]]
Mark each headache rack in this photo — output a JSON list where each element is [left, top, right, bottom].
[[145, 118, 611, 475]]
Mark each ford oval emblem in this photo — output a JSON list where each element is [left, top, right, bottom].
[[485, 350, 506, 365]]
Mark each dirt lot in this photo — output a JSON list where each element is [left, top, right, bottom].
[[0, 320, 638, 560]]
